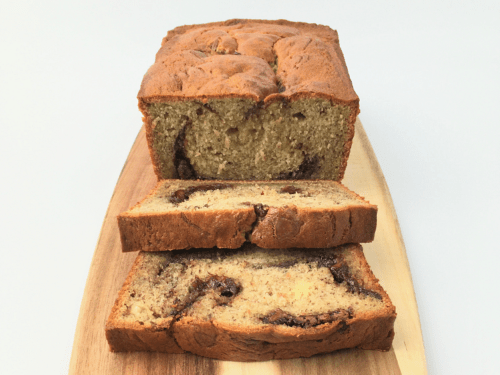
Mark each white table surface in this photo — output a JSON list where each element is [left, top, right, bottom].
[[1, 1, 498, 374]]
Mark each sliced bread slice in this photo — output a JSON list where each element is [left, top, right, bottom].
[[117, 180, 377, 252], [105, 243, 396, 360]]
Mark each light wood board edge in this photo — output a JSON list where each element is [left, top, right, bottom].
[[343, 119, 427, 374]]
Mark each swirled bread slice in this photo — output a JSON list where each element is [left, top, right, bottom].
[[105, 244, 396, 361], [118, 180, 377, 251]]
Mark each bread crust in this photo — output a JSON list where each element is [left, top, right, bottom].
[[251, 204, 377, 249], [105, 255, 185, 353], [138, 19, 358, 104], [118, 208, 256, 251], [137, 19, 359, 181], [105, 245, 396, 360], [117, 180, 377, 252]]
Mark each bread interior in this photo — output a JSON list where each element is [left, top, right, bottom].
[[132, 180, 367, 213], [117, 246, 385, 328], [147, 98, 351, 180]]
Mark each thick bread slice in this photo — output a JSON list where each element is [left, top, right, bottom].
[[117, 180, 377, 252], [105, 244, 396, 361]]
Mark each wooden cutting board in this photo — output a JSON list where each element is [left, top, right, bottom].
[[69, 119, 427, 374]]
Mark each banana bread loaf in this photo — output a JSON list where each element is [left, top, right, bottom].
[[117, 180, 377, 252], [139, 19, 359, 181], [105, 243, 396, 360]]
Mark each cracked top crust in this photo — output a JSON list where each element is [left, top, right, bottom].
[[138, 19, 359, 105]]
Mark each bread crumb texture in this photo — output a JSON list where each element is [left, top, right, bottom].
[[133, 180, 366, 213], [118, 245, 385, 327]]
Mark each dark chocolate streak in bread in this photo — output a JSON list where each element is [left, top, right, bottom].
[[309, 253, 383, 300], [276, 155, 321, 180], [261, 307, 354, 329], [169, 183, 234, 203], [245, 203, 270, 241], [169, 275, 242, 317], [253, 203, 269, 218], [173, 118, 199, 179], [280, 185, 303, 194]]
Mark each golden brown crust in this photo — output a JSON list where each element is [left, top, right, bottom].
[[251, 204, 377, 249], [105, 245, 396, 359], [173, 313, 395, 361], [138, 19, 359, 104], [117, 180, 377, 252], [118, 209, 256, 252]]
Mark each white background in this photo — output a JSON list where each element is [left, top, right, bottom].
[[1, 1, 499, 374]]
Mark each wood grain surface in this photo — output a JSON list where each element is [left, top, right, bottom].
[[68, 119, 427, 374]]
